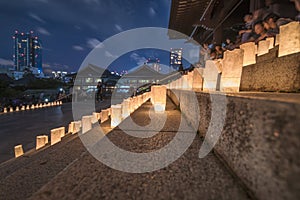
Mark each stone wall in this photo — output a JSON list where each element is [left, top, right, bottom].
[[167, 90, 300, 200], [240, 47, 300, 92]]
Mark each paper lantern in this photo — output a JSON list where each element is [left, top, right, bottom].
[[100, 110, 109, 123], [111, 104, 122, 128], [14, 145, 24, 158], [36, 135, 48, 150], [151, 85, 167, 113], [122, 99, 130, 119], [82, 116, 92, 134]]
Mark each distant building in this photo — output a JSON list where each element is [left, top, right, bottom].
[[147, 58, 161, 72], [12, 30, 43, 79], [170, 48, 182, 71]]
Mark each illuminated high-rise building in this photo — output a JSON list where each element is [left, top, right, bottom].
[[13, 30, 42, 73], [170, 48, 182, 70]]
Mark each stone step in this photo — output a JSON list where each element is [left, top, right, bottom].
[[27, 99, 251, 200], [0, 133, 86, 200]]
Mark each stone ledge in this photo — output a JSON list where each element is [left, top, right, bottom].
[[168, 90, 300, 200]]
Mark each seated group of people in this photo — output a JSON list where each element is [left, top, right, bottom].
[[199, 0, 300, 65]]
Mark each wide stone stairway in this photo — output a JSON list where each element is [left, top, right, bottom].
[[0, 97, 253, 200]]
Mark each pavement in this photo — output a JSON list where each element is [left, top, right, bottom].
[[0, 98, 252, 200], [0, 100, 111, 163]]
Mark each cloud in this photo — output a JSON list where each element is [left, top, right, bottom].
[[36, 27, 51, 36], [28, 12, 46, 23], [115, 24, 123, 32], [42, 62, 71, 72], [149, 7, 156, 17], [130, 53, 148, 66], [74, 25, 81, 30], [72, 45, 85, 51], [84, 0, 100, 5], [0, 58, 14, 66], [105, 51, 118, 59], [86, 38, 104, 49]]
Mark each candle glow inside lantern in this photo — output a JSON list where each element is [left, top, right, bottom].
[[100, 110, 109, 123], [151, 85, 167, 113], [14, 145, 24, 158], [36, 135, 48, 150], [129, 98, 134, 113], [111, 104, 122, 128], [122, 99, 130, 119], [51, 128, 63, 145], [92, 112, 99, 124], [137, 95, 143, 107], [82, 116, 92, 134]]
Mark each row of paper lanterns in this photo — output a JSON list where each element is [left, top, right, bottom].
[[2, 101, 63, 114]]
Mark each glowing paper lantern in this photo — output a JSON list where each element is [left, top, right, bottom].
[[192, 68, 203, 91], [279, 21, 300, 57], [26, 105, 30, 110], [203, 60, 220, 92], [3, 107, 7, 113], [21, 106, 25, 111], [16, 107, 19, 112], [100, 110, 109, 123], [220, 49, 244, 92], [36, 135, 48, 150], [151, 85, 167, 113], [14, 145, 24, 158], [122, 99, 130, 119], [10, 107, 14, 112], [82, 116, 92, 134], [129, 98, 134, 113], [51, 128, 62, 145], [266, 37, 274, 50], [240, 42, 256, 66], [111, 104, 122, 128], [68, 122, 75, 134], [257, 40, 270, 56], [137, 95, 143, 107], [31, 105, 35, 109], [92, 112, 99, 124], [133, 97, 138, 110]]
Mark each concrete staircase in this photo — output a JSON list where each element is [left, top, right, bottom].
[[0, 98, 253, 200]]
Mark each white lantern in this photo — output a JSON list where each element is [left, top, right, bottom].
[[14, 145, 24, 158], [151, 85, 167, 113], [111, 104, 122, 128]]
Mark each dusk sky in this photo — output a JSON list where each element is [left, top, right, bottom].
[[0, 0, 172, 74]]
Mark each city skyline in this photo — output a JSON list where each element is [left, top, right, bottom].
[[0, 0, 171, 74]]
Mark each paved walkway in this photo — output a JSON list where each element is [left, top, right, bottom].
[[0, 100, 111, 163], [21, 99, 251, 200]]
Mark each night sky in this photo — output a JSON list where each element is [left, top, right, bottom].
[[0, 0, 172, 74]]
